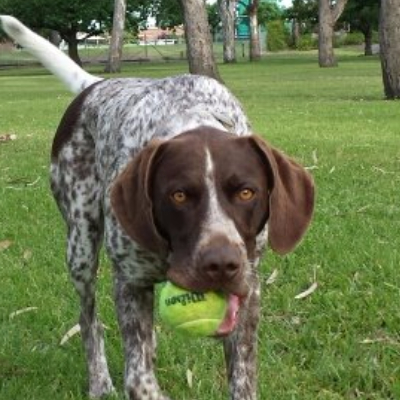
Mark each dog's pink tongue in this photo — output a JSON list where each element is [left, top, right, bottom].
[[216, 295, 240, 336]]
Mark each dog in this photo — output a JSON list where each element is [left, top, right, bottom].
[[1, 16, 314, 400]]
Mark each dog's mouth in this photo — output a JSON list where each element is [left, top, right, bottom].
[[215, 294, 241, 337]]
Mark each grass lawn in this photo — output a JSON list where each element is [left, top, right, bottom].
[[0, 51, 399, 400]]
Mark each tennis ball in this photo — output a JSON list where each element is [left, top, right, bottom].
[[159, 282, 228, 337]]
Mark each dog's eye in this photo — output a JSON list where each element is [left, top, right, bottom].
[[237, 188, 255, 201], [171, 191, 187, 204]]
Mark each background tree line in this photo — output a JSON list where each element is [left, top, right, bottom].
[[0, 0, 379, 66], [0, 0, 399, 99]]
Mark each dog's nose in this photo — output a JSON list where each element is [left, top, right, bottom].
[[199, 244, 242, 282]]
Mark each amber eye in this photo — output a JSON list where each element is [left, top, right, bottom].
[[171, 191, 187, 204], [237, 188, 255, 201]]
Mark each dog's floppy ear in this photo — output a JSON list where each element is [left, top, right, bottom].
[[248, 136, 315, 254], [111, 140, 168, 256]]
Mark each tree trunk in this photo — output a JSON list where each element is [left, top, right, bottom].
[[318, 0, 336, 67], [181, 0, 222, 81], [105, 0, 127, 73], [380, 0, 400, 99], [49, 30, 61, 48], [219, 0, 236, 63], [248, 0, 261, 61], [318, 0, 349, 68], [62, 32, 82, 66], [292, 19, 300, 48], [364, 25, 372, 56]]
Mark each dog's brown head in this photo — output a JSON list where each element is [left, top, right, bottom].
[[111, 127, 314, 297]]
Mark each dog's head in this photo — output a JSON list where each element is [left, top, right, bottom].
[[111, 127, 314, 297]]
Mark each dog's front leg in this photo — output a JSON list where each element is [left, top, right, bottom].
[[223, 277, 260, 400], [114, 276, 170, 400]]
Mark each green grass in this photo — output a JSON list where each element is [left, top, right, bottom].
[[0, 52, 399, 400]]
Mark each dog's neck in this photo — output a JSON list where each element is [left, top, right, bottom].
[[155, 107, 237, 140]]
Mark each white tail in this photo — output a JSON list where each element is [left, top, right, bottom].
[[0, 16, 102, 94]]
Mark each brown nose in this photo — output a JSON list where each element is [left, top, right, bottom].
[[198, 243, 242, 283]]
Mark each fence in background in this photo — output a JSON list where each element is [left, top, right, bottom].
[[0, 39, 258, 70]]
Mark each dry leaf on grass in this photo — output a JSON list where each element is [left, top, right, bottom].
[[0, 134, 17, 142], [356, 205, 371, 214], [60, 324, 81, 345], [361, 336, 400, 346], [60, 323, 109, 345], [291, 316, 302, 326], [294, 282, 318, 299], [372, 166, 394, 175], [23, 249, 33, 261], [5, 176, 41, 190], [312, 149, 318, 165], [266, 269, 279, 285], [0, 240, 13, 251], [26, 177, 41, 187], [9, 306, 38, 319], [186, 368, 193, 389]]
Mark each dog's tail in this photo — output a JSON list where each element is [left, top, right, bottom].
[[0, 16, 102, 94]]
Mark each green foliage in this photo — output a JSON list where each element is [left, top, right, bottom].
[[267, 20, 288, 51], [258, 0, 284, 26], [206, 3, 220, 37], [0, 0, 153, 39], [284, 0, 318, 34], [123, 30, 139, 45], [340, 31, 365, 46], [372, 30, 379, 43], [330, 31, 379, 49], [340, 0, 380, 35], [0, 0, 169, 64], [151, 0, 183, 29], [0, 0, 113, 37], [289, 30, 376, 52], [293, 33, 318, 50]]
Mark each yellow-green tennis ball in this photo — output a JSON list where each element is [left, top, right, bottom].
[[159, 282, 228, 337]]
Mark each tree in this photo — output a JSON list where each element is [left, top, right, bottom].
[[285, 0, 318, 47], [258, 0, 283, 25], [105, 0, 127, 73], [318, 0, 349, 67], [207, 3, 221, 40], [340, 0, 379, 56], [218, 0, 236, 63], [380, 0, 400, 99], [0, 0, 113, 66], [248, 0, 261, 61], [258, 1, 286, 52], [180, 0, 221, 81], [152, 0, 183, 28]]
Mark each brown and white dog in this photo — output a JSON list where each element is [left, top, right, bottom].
[[1, 16, 314, 400]]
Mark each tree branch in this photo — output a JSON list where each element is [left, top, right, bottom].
[[333, 0, 349, 23], [77, 29, 104, 43]]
